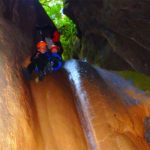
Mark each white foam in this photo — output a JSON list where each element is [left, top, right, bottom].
[[64, 60, 97, 150]]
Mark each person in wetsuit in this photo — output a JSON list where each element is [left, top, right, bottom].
[[25, 40, 49, 78]]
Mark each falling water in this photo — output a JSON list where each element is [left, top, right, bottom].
[[64, 60, 97, 150]]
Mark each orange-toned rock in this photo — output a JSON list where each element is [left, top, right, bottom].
[[29, 71, 88, 149], [1, 54, 150, 149], [65, 60, 150, 150]]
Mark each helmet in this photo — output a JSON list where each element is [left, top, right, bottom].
[[52, 31, 60, 43], [50, 44, 59, 53], [36, 41, 47, 49]]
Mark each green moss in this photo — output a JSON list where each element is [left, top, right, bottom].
[[117, 71, 150, 93], [39, 0, 77, 60]]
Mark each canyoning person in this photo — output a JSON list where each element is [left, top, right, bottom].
[[23, 41, 63, 80], [47, 28, 63, 55], [23, 40, 49, 80], [23, 25, 63, 80], [36, 24, 63, 55], [46, 44, 63, 72], [52, 30, 63, 55], [44, 29, 63, 72]]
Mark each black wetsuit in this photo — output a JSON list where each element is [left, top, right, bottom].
[[27, 51, 48, 74]]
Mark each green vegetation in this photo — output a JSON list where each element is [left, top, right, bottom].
[[39, 0, 77, 59], [118, 71, 150, 93]]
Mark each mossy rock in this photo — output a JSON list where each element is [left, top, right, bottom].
[[118, 71, 150, 93]]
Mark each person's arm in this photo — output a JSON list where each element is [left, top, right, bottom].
[[31, 51, 41, 61]]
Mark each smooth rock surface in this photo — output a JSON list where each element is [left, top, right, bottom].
[[64, 0, 150, 74]]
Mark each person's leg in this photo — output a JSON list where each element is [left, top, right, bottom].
[[38, 55, 48, 72], [36, 54, 49, 80]]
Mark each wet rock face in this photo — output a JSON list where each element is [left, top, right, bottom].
[[0, 0, 36, 36], [144, 117, 150, 144], [0, 0, 38, 69], [0, 0, 54, 37], [0, 1, 55, 148], [0, 16, 37, 149], [64, 0, 150, 74]]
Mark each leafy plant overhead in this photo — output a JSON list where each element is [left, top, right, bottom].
[[39, 0, 77, 59]]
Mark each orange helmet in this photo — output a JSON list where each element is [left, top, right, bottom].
[[36, 41, 47, 49], [50, 44, 59, 53]]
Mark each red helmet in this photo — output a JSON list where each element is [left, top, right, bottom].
[[36, 41, 47, 49], [52, 31, 60, 43], [50, 44, 59, 53]]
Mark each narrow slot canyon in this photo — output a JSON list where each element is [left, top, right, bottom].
[[0, 0, 150, 149]]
